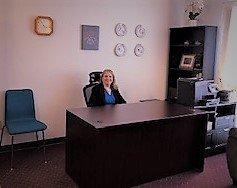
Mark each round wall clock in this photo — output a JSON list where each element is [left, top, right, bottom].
[[115, 23, 127, 36], [135, 25, 146, 38], [35, 16, 53, 36], [134, 44, 144, 57], [114, 43, 126, 57]]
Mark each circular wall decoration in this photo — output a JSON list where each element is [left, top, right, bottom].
[[115, 23, 127, 36], [134, 44, 144, 57], [114, 43, 126, 57], [135, 25, 146, 38]]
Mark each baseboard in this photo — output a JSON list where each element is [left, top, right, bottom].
[[0, 137, 66, 153], [205, 147, 226, 157]]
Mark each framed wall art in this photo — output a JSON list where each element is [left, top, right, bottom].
[[179, 54, 196, 70], [82, 25, 99, 50]]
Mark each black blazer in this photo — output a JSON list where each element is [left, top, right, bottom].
[[89, 83, 126, 107]]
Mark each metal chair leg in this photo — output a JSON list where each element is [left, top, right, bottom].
[[36, 132, 40, 150], [36, 131, 38, 141], [11, 136, 14, 170], [42, 131, 47, 163], [0, 125, 5, 146]]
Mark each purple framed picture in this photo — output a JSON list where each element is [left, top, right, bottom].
[[82, 25, 99, 50]]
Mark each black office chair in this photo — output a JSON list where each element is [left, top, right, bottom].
[[83, 83, 99, 107], [227, 128, 237, 185], [83, 71, 102, 107], [89, 71, 102, 84]]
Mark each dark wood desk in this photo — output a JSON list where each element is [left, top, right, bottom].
[[66, 101, 208, 188]]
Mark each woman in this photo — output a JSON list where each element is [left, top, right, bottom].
[[89, 69, 126, 107]]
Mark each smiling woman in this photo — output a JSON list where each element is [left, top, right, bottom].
[[88, 69, 126, 107]]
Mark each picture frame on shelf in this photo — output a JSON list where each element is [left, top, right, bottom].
[[179, 54, 196, 70]]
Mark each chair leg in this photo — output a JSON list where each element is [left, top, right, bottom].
[[36, 132, 38, 142], [11, 136, 14, 170], [35, 132, 39, 150], [42, 131, 47, 163], [0, 126, 5, 146]]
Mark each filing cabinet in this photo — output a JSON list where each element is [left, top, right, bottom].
[[195, 102, 236, 155]]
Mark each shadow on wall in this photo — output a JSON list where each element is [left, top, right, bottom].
[[0, 90, 4, 126]]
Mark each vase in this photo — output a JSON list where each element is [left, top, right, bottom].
[[189, 20, 198, 27]]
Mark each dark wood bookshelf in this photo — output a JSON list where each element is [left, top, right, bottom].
[[167, 26, 217, 100]]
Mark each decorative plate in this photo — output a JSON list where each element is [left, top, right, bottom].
[[114, 43, 126, 57], [135, 25, 146, 38], [115, 23, 127, 36], [134, 44, 144, 57]]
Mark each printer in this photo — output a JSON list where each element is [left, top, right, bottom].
[[177, 78, 219, 106]]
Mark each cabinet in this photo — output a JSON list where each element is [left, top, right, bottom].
[[167, 26, 217, 100], [195, 102, 236, 155]]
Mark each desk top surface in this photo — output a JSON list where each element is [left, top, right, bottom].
[[67, 100, 208, 129]]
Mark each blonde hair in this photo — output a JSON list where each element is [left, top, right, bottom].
[[101, 69, 118, 90]]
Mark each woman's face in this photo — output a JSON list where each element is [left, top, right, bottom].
[[102, 72, 113, 87]]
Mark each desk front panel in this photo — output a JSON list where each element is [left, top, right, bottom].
[[66, 111, 207, 188]]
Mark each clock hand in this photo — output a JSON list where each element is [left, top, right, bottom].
[[40, 20, 47, 28]]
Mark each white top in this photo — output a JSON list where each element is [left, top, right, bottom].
[[104, 85, 112, 95]]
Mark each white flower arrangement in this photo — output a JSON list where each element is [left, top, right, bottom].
[[185, 0, 205, 20]]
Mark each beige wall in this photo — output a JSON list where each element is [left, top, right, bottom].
[[0, 0, 171, 144], [201, 0, 237, 93], [169, 0, 186, 27], [224, 5, 237, 92]]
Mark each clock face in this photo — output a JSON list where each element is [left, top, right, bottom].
[[114, 43, 126, 57], [115, 23, 127, 36], [135, 25, 146, 38], [134, 44, 144, 57], [35, 16, 53, 36]]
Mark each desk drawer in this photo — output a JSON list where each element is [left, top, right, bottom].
[[215, 115, 235, 129]]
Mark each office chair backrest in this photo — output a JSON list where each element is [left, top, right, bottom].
[[89, 71, 102, 84], [83, 83, 98, 107], [5, 89, 35, 121]]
